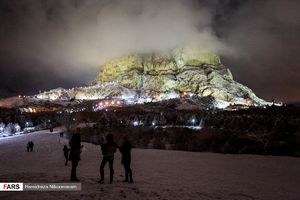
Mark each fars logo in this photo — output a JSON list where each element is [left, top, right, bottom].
[[0, 183, 23, 191]]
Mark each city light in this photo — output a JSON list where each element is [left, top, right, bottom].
[[133, 121, 139, 126]]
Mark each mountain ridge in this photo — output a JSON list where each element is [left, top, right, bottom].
[[34, 46, 269, 108]]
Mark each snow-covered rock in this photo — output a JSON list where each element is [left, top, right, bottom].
[[36, 46, 269, 107]]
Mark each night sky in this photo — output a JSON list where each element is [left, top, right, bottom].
[[0, 0, 299, 102]]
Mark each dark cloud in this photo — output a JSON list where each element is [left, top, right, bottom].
[[0, 56, 93, 98], [0, 0, 299, 102], [0, 0, 227, 68], [213, 0, 300, 102]]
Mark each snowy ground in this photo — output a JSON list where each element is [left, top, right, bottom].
[[0, 129, 299, 200]]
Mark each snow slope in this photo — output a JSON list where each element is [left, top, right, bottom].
[[0, 129, 299, 200]]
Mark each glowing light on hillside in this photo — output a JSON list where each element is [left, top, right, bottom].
[[246, 99, 253, 105], [133, 121, 139, 126], [25, 122, 31, 128]]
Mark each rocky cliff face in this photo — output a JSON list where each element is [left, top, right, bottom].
[[37, 46, 268, 108], [95, 46, 267, 106]]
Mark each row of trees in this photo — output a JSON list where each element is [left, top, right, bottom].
[[0, 122, 21, 136]]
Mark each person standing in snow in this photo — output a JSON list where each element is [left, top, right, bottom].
[[99, 134, 118, 184], [69, 130, 82, 181], [63, 145, 70, 166], [27, 141, 34, 152], [30, 141, 34, 152], [119, 137, 133, 183]]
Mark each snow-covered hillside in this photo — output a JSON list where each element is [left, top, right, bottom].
[[0, 130, 299, 200]]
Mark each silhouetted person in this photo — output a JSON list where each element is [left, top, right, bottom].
[[119, 137, 133, 183], [60, 132, 64, 137], [27, 141, 34, 152], [63, 145, 70, 166], [69, 131, 82, 181], [99, 134, 117, 184]]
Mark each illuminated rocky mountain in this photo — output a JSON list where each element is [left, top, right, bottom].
[[36, 46, 269, 108]]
